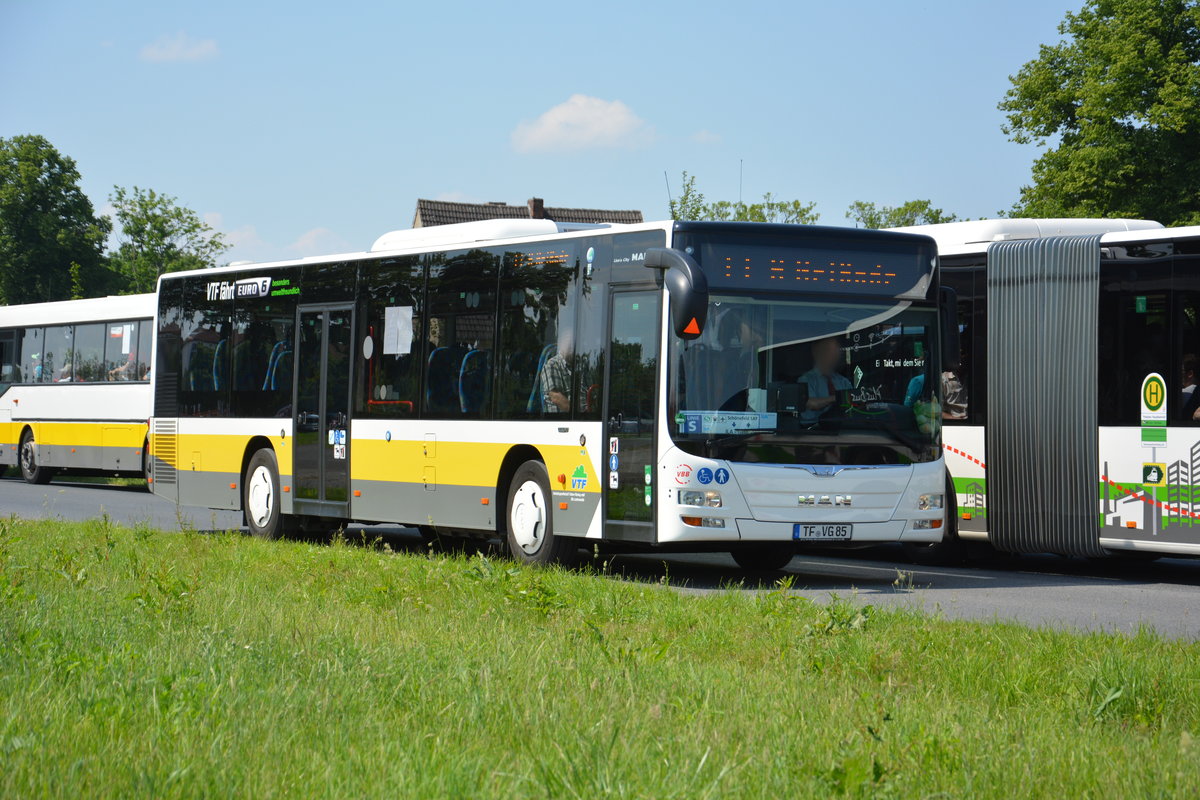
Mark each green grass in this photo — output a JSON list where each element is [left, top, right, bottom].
[[1, 516, 1198, 798]]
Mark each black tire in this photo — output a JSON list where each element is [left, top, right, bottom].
[[243, 448, 284, 539], [142, 438, 152, 486], [731, 543, 796, 572], [503, 460, 577, 566], [19, 429, 55, 485]]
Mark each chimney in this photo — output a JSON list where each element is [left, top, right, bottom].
[[527, 197, 545, 219]]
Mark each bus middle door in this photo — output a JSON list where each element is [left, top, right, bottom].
[[293, 304, 353, 518]]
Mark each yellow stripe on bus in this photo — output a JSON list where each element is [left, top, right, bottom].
[[17, 421, 146, 449], [156, 432, 598, 492]]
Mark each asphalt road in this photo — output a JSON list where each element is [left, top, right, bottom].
[[3, 473, 1199, 639]]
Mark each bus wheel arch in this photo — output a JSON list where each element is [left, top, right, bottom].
[[501, 454, 577, 566], [18, 426, 55, 485], [494, 445, 544, 537], [243, 441, 283, 539]]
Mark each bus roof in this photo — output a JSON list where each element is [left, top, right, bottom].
[[890, 218, 1164, 256], [0, 293, 156, 327]]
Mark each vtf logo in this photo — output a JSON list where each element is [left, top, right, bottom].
[[206, 276, 271, 302]]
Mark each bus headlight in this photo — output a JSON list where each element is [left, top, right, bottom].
[[918, 493, 944, 511], [680, 490, 722, 508]]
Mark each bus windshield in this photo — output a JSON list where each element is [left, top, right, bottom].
[[670, 293, 942, 464]]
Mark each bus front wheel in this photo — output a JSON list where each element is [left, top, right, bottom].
[[244, 448, 284, 539], [19, 430, 55, 485], [731, 544, 795, 572], [504, 460, 577, 566]]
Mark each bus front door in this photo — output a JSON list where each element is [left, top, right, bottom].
[[604, 289, 661, 542], [293, 305, 353, 518]]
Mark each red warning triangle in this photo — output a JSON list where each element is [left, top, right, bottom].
[[683, 317, 701, 335]]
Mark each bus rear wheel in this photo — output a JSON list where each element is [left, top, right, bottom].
[[244, 448, 284, 539], [731, 544, 795, 572], [504, 460, 577, 566], [19, 429, 55, 485]]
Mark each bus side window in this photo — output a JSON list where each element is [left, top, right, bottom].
[[496, 243, 577, 419], [72, 323, 105, 382], [19, 327, 42, 383], [0, 330, 16, 384], [425, 250, 497, 418], [358, 257, 423, 419], [44, 325, 74, 383], [1178, 294, 1200, 423]]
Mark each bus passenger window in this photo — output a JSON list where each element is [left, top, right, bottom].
[[105, 321, 140, 380], [358, 257, 423, 418], [43, 325, 74, 382], [72, 323, 105, 382], [496, 244, 575, 418]]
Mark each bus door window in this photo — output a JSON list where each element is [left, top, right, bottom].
[[1175, 293, 1200, 423]]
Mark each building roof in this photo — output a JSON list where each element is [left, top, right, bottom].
[[413, 198, 643, 228]]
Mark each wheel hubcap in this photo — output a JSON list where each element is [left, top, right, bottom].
[[510, 479, 546, 554], [246, 465, 274, 528], [20, 440, 34, 473]]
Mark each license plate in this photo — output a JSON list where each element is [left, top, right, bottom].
[[793, 523, 852, 541]]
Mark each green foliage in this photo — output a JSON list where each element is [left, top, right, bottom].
[[108, 186, 229, 294], [0, 135, 112, 304], [1000, 0, 1200, 224], [845, 199, 959, 229], [668, 171, 820, 224]]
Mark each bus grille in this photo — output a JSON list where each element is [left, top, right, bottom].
[[151, 419, 178, 485]]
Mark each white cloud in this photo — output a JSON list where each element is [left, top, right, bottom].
[[511, 94, 653, 153], [286, 227, 352, 258], [140, 32, 218, 63], [691, 129, 722, 145]]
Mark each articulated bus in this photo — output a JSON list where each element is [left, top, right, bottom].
[[0, 294, 155, 483], [897, 217, 1200, 559], [148, 219, 953, 567]]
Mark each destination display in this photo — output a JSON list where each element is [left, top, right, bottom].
[[675, 231, 934, 297]]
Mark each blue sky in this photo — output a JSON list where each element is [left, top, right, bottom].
[[1, 0, 1078, 263]]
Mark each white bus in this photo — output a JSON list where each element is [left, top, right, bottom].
[[0, 293, 155, 483], [149, 219, 952, 568], [896, 217, 1200, 559]]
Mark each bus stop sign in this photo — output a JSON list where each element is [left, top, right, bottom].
[[1141, 372, 1167, 447]]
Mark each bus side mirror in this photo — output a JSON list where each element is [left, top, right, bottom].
[[939, 285, 960, 372], [645, 247, 708, 340]]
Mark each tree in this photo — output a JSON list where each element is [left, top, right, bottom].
[[108, 186, 229, 293], [1000, 0, 1200, 225], [0, 135, 111, 304], [668, 172, 819, 224], [668, 170, 707, 221], [845, 199, 958, 229]]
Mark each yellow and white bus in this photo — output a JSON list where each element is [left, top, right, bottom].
[[149, 219, 952, 567], [0, 293, 154, 483]]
